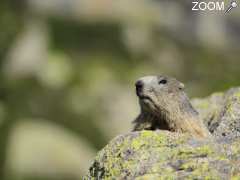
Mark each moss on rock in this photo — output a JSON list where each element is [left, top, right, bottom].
[[85, 130, 239, 179]]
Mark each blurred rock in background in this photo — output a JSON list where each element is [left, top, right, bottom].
[[0, 0, 240, 179], [6, 120, 95, 179]]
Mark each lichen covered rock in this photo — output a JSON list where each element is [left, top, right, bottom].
[[85, 131, 240, 179], [85, 87, 240, 179], [192, 87, 240, 138], [191, 92, 224, 129]]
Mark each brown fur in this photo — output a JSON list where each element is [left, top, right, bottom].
[[133, 75, 211, 139]]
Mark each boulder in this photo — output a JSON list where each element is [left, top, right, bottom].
[[192, 87, 240, 138], [85, 87, 240, 179]]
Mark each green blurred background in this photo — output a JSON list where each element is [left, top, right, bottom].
[[0, 0, 240, 179]]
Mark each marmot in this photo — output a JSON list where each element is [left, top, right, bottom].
[[133, 75, 211, 139]]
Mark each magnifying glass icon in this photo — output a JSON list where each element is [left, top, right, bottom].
[[225, 1, 238, 13]]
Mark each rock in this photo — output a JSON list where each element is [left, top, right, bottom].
[[85, 131, 240, 179], [85, 87, 240, 179], [191, 92, 224, 129], [213, 88, 240, 138], [192, 87, 240, 138], [6, 120, 96, 179]]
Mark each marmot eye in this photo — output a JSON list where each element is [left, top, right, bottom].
[[159, 79, 167, 84]]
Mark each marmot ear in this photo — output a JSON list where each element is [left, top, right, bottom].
[[179, 83, 185, 90]]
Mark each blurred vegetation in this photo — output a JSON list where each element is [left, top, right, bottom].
[[0, 0, 240, 179]]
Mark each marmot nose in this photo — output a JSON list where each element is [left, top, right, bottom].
[[135, 80, 144, 94]]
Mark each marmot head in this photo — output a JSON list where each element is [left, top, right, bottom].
[[135, 75, 189, 116]]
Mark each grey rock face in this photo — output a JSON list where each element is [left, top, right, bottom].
[[192, 87, 240, 139]]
